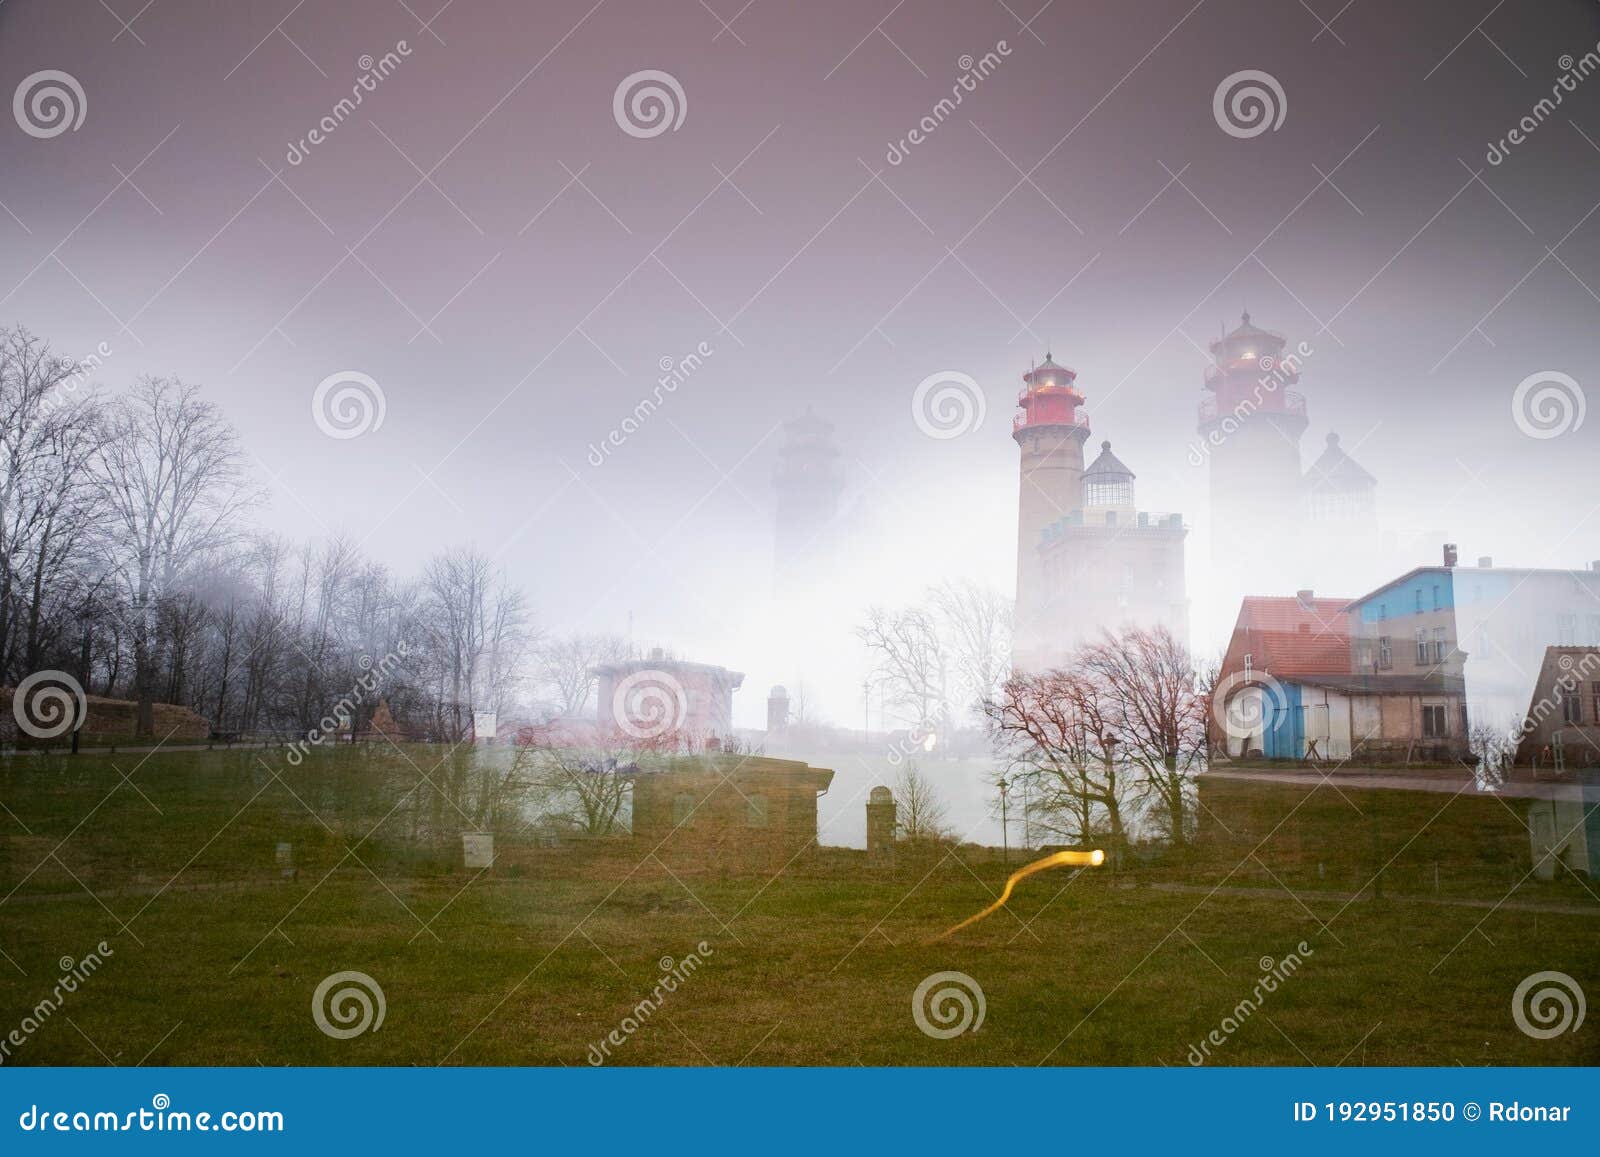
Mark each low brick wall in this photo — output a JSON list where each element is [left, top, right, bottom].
[[2, 688, 210, 746]]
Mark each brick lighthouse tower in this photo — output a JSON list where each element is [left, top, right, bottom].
[[772, 410, 843, 590], [1198, 313, 1307, 576], [1012, 354, 1091, 670]]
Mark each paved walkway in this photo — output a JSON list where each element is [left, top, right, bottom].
[[1, 740, 302, 758], [1123, 879, 1600, 918], [1202, 766, 1593, 801]]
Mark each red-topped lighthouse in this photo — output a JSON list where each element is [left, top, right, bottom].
[[1013, 354, 1091, 668], [1197, 312, 1309, 576]]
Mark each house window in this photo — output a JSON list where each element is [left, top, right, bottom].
[[1432, 627, 1447, 664], [1562, 689, 1582, 725], [1414, 589, 1423, 613], [672, 792, 695, 827], [1593, 682, 1600, 723], [1378, 636, 1392, 670], [1557, 614, 1577, 645], [746, 794, 769, 828], [1415, 629, 1428, 665], [1422, 705, 1447, 737], [1432, 584, 1441, 611]]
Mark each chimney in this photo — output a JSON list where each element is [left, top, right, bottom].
[[649, 646, 665, 661], [1478, 556, 1493, 568], [1592, 560, 1600, 572], [1443, 543, 1458, 568], [1295, 588, 1314, 608]]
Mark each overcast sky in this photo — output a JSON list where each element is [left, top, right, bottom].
[[4, 0, 1599, 725]]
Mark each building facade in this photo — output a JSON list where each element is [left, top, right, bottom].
[[631, 754, 835, 864], [592, 650, 745, 748], [1217, 554, 1600, 766], [1347, 555, 1600, 742], [1511, 647, 1600, 776]]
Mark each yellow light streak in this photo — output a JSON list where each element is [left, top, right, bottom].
[[931, 849, 1104, 942]]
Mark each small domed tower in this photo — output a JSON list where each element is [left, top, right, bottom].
[[1013, 354, 1091, 667], [1083, 440, 1136, 522], [1304, 432, 1376, 525]]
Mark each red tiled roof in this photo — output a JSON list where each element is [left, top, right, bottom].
[[1220, 596, 1352, 679]]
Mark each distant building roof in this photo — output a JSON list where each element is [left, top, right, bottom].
[[591, 652, 745, 686], [1221, 594, 1352, 678], [1347, 563, 1600, 610]]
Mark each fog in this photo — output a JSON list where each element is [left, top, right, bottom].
[[4, 0, 1598, 730]]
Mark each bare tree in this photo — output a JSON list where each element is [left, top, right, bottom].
[[512, 730, 640, 835], [0, 327, 110, 683], [893, 762, 951, 843], [420, 547, 531, 740], [929, 579, 1012, 718], [535, 632, 630, 716], [858, 605, 946, 729], [1468, 722, 1515, 788], [98, 378, 254, 735], [1078, 625, 1207, 847], [985, 666, 1131, 848]]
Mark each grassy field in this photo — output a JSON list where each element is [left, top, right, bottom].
[[1, 745, 1596, 1067]]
